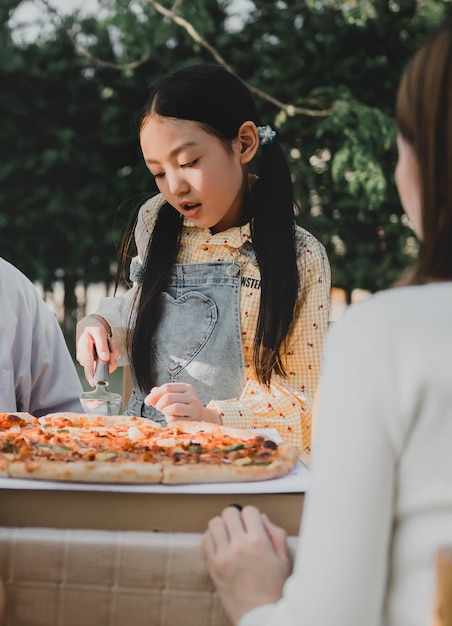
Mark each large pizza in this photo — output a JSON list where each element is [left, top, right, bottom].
[[0, 412, 299, 484]]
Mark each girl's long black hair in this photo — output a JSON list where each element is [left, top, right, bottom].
[[116, 63, 303, 390]]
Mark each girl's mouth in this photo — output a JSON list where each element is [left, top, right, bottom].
[[181, 203, 201, 216]]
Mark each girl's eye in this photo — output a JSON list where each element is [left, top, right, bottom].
[[153, 172, 165, 179], [181, 159, 198, 168]]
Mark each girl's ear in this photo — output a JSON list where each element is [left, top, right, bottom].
[[237, 121, 259, 164]]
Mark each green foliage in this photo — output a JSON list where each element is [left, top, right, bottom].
[[218, 0, 451, 294], [1, 12, 152, 344], [2, 0, 452, 329]]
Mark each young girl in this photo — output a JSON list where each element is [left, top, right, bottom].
[[76, 63, 331, 455], [202, 20, 452, 626]]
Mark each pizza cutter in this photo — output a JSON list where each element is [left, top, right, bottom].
[[80, 359, 122, 416]]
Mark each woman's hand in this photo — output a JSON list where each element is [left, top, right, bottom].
[[76, 315, 120, 386], [202, 505, 291, 625], [144, 383, 221, 423]]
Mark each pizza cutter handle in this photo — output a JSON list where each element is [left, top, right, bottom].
[[93, 359, 110, 386]]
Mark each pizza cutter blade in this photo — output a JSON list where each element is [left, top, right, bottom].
[[80, 360, 122, 416]]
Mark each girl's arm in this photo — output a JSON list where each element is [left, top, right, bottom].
[[76, 198, 157, 381]]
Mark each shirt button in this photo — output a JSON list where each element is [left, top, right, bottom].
[[226, 264, 240, 277]]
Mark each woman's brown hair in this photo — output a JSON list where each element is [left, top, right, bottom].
[[395, 19, 452, 285]]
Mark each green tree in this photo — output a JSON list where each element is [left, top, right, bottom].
[[80, 0, 452, 297], [1, 13, 149, 348], [219, 0, 451, 296], [3, 0, 452, 332], [1, 1, 232, 351]]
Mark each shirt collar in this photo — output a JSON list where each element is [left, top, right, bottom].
[[183, 220, 253, 249]]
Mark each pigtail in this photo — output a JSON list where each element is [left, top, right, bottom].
[[130, 203, 183, 391], [114, 193, 155, 294], [251, 141, 301, 386]]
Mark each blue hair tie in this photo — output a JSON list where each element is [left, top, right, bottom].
[[257, 124, 276, 146]]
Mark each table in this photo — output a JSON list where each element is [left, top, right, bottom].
[[0, 444, 309, 625], [0, 457, 308, 534]]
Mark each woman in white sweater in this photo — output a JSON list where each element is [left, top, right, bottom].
[[202, 18, 452, 626]]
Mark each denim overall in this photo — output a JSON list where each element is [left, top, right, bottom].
[[126, 261, 246, 425]]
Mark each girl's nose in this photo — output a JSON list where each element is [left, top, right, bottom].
[[167, 171, 189, 196]]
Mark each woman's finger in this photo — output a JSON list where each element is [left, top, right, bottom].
[[201, 527, 216, 559], [241, 505, 272, 541], [261, 513, 290, 563], [222, 505, 248, 537], [206, 514, 232, 551]]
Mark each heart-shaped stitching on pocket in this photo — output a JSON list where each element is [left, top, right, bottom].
[[152, 291, 218, 375]]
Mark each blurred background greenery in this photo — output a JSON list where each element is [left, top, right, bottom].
[[2, 0, 452, 356]]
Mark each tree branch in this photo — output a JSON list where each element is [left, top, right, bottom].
[[146, 0, 331, 116], [36, 0, 151, 70], [35, 0, 331, 116]]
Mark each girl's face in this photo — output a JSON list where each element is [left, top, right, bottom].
[[140, 115, 252, 233], [395, 133, 422, 238]]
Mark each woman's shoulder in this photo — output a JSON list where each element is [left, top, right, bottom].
[[332, 282, 452, 342], [0, 258, 43, 311], [348, 282, 451, 314], [0, 258, 35, 294]]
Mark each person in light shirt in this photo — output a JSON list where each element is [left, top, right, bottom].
[[76, 63, 331, 456], [201, 19, 452, 626], [0, 258, 83, 416]]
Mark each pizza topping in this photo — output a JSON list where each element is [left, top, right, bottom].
[[127, 426, 146, 442], [9, 425, 22, 435], [154, 437, 177, 447], [0, 414, 28, 429], [35, 443, 73, 453], [233, 457, 253, 466], [95, 452, 117, 461], [220, 443, 245, 452]]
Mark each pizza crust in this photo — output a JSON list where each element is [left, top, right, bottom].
[[0, 456, 11, 477], [8, 460, 163, 484], [40, 413, 162, 431]]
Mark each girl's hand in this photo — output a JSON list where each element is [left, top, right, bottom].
[[76, 315, 120, 386], [144, 383, 221, 423], [201, 505, 291, 625]]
